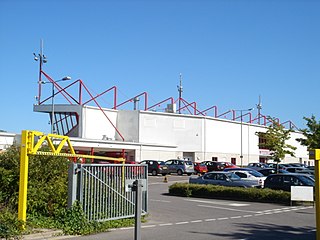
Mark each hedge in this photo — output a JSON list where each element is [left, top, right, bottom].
[[168, 182, 291, 204]]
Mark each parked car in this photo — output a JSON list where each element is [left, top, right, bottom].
[[221, 162, 238, 169], [140, 160, 168, 176], [194, 162, 208, 174], [224, 168, 266, 187], [264, 173, 315, 191], [165, 159, 194, 175], [189, 171, 261, 188], [255, 168, 277, 176], [201, 161, 225, 171], [247, 163, 270, 169]]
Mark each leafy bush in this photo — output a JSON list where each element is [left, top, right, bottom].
[[0, 208, 23, 239], [168, 183, 291, 204], [0, 145, 137, 237]]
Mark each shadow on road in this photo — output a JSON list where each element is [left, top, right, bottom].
[[189, 222, 315, 240]]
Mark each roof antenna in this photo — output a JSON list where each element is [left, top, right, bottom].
[[177, 73, 183, 114], [256, 95, 262, 124]]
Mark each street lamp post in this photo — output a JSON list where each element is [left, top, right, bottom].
[[42, 77, 71, 134], [236, 108, 254, 167]]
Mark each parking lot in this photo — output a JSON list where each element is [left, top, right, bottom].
[[76, 175, 316, 240]]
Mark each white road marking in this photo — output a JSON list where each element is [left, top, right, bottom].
[[150, 199, 171, 203], [112, 206, 313, 232], [197, 204, 259, 213], [190, 220, 203, 223], [185, 199, 250, 207], [175, 221, 189, 225]]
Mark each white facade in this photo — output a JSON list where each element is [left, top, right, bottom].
[[30, 104, 311, 166]]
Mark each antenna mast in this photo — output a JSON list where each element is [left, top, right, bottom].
[[177, 73, 183, 114], [256, 95, 262, 124], [33, 39, 47, 104]]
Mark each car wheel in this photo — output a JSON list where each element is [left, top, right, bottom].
[[151, 169, 157, 176], [177, 169, 183, 175]]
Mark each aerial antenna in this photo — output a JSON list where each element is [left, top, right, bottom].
[[33, 39, 47, 104], [177, 73, 183, 114], [256, 95, 262, 124]]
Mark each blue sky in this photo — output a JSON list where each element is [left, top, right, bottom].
[[0, 0, 319, 134]]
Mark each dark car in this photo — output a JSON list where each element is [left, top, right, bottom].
[[140, 160, 168, 176], [201, 161, 225, 171], [194, 163, 208, 174], [255, 167, 277, 176], [189, 171, 260, 188], [264, 173, 314, 191], [247, 163, 270, 169]]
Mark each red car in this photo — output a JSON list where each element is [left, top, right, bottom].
[[194, 163, 208, 174], [221, 162, 238, 169]]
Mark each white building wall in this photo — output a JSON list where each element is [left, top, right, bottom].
[[81, 106, 118, 140], [138, 111, 203, 151]]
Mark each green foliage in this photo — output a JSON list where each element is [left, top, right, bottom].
[[0, 145, 69, 215], [257, 118, 296, 162], [0, 208, 23, 239], [296, 115, 320, 149], [168, 183, 291, 204], [0, 145, 138, 237]]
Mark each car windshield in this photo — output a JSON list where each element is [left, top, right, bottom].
[[185, 161, 193, 165], [248, 171, 264, 177], [159, 161, 166, 165], [227, 172, 241, 180], [299, 175, 315, 186]]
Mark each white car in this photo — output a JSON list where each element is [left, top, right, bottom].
[[225, 169, 267, 188]]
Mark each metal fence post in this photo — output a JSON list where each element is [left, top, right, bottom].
[[133, 179, 142, 240], [67, 162, 79, 208]]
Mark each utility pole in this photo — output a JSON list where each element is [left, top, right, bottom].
[[177, 73, 183, 114]]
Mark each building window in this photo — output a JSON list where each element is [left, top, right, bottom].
[[231, 158, 236, 165], [212, 157, 218, 162]]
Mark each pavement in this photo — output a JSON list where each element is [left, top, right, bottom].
[[20, 229, 76, 240]]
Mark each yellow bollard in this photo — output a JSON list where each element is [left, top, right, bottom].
[[309, 149, 320, 240]]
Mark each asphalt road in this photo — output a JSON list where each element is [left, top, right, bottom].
[[75, 175, 316, 240]]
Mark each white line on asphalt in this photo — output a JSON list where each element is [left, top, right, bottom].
[[190, 220, 203, 223], [175, 221, 189, 225], [159, 223, 173, 226], [150, 199, 171, 203], [204, 218, 216, 222], [217, 217, 229, 220], [197, 204, 259, 213], [185, 198, 250, 207], [142, 225, 157, 228], [112, 206, 313, 232]]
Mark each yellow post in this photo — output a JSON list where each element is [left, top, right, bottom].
[[310, 149, 320, 240], [18, 130, 30, 226]]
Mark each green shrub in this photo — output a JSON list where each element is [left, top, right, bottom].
[[0, 208, 23, 239], [168, 183, 291, 204]]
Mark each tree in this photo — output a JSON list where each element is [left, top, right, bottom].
[[296, 115, 320, 149], [257, 118, 296, 163]]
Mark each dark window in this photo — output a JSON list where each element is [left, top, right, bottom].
[[231, 158, 236, 165], [236, 172, 247, 178], [212, 157, 218, 161]]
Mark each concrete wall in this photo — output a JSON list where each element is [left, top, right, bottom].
[[81, 106, 118, 140]]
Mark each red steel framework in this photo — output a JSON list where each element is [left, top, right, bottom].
[[37, 71, 299, 140]]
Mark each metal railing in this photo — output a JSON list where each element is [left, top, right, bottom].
[[69, 163, 148, 222]]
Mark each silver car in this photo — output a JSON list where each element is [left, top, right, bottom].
[[189, 171, 261, 188], [165, 159, 194, 175]]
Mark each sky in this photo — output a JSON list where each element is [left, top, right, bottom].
[[0, 0, 319, 134]]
